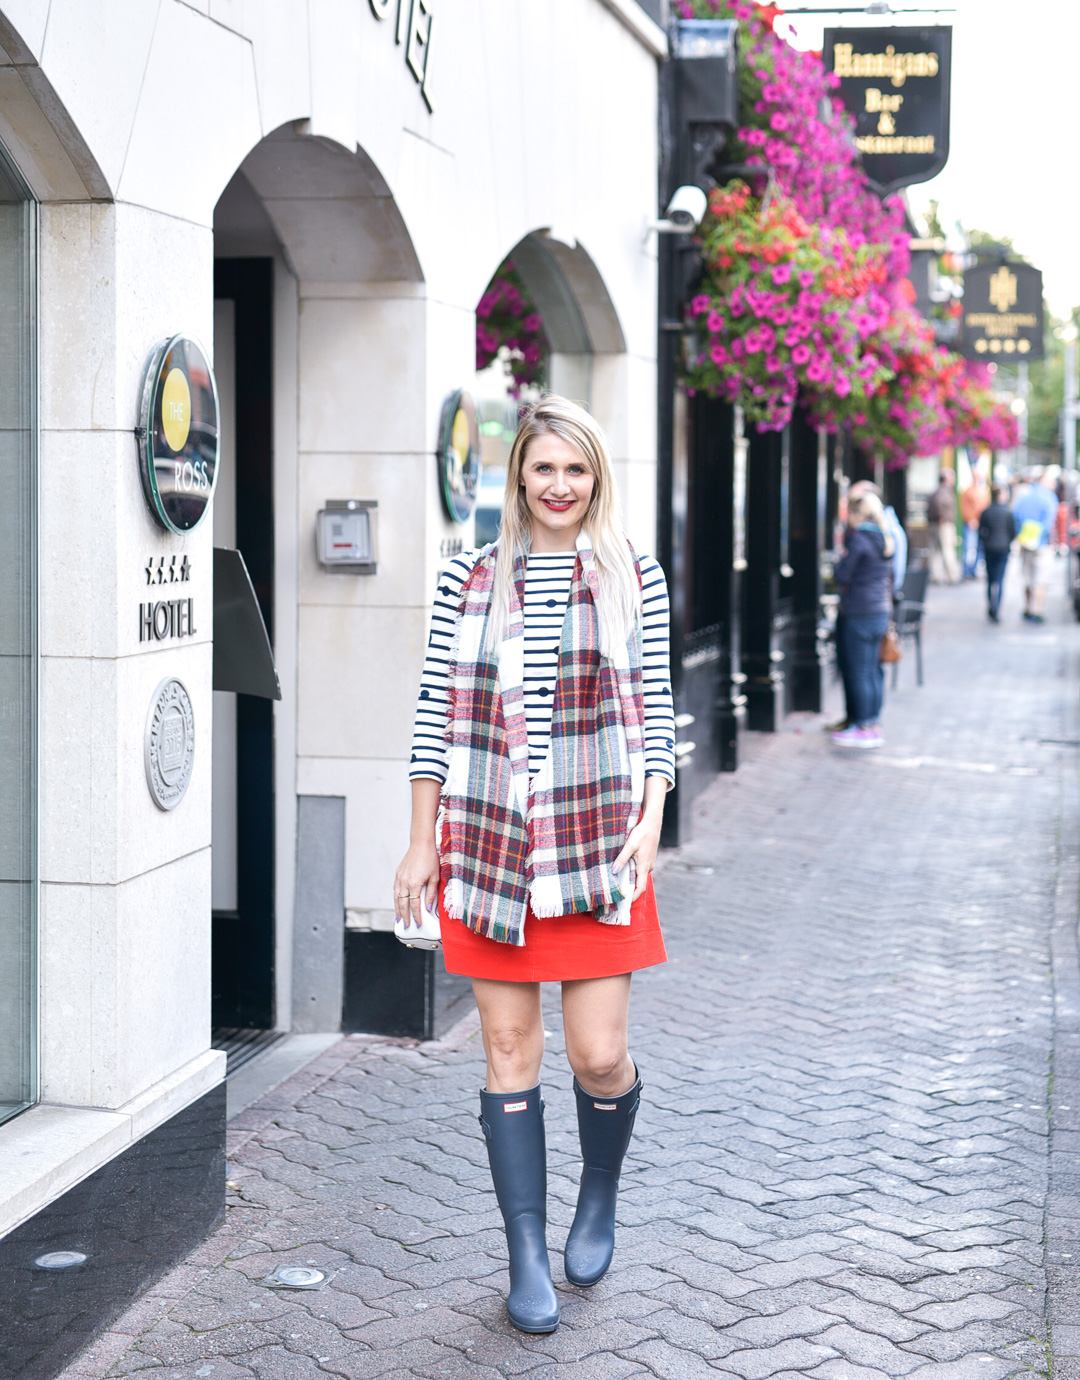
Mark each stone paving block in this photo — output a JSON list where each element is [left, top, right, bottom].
[[901, 1359, 1017, 1380], [615, 1338, 741, 1378], [810, 1293, 932, 1343], [905, 1321, 1039, 1365], [716, 1337, 841, 1379], [524, 1358, 650, 1380], [740, 1254, 855, 1288], [908, 1295, 1023, 1330], [720, 1305, 838, 1347], [808, 1362, 894, 1380], [814, 1323, 929, 1374], [1052, 1323, 1080, 1356]]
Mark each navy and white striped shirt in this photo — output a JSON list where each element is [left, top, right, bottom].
[[410, 550, 676, 784]]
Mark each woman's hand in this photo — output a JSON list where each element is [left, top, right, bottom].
[[394, 778, 442, 929], [393, 840, 441, 930], [612, 776, 668, 901]]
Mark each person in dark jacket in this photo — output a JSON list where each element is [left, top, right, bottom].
[[831, 492, 895, 749], [978, 486, 1014, 623]]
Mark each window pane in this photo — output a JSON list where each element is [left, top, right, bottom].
[[0, 146, 36, 1126]]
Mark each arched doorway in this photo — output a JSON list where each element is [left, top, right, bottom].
[[472, 231, 628, 543], [210, 123, 423, 1041]]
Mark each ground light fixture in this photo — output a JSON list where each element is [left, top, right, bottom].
[[35, 1251, 87, 1269], [262, 1265, 326, 1289]]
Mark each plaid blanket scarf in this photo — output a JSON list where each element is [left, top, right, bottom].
[[440, 530, 645, 946]]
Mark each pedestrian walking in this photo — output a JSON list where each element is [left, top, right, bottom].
[[826, 479, 906, 734], [1013, 466, 1060, 623], [831, 491, 895, 750], [960, 469, 990, 579], [395, 396, 675, 1334], [978, 485, 1014, 622], [927, 469, 960, 584]]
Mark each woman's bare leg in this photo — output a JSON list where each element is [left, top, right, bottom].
[[561, 974, 635, 1097], [471, 978, 545, 1092], [561, 973, 639, 1287], [471, 977, 559, 1332]]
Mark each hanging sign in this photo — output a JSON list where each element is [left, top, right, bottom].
[[823, 27, 951, 193], [960, 262, 1045, 361], [137, 335, 220, 534], [437, 389, 480, 524]]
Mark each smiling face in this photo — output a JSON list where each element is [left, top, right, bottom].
[[519, 431, 596, 551]]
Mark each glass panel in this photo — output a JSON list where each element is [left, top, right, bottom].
[[0, 145, 36, 1126]]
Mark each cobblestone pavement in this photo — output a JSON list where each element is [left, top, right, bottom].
[[65, 571, 1080, 1380]]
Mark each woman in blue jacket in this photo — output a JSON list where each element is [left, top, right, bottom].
[[832, 492, 895, 749]]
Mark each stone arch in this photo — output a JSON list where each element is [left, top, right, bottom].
[[0, 15, 109, 199], [509, 232, 626, 356], [482, 231, 627, 409], [215, 121, 422, 283]]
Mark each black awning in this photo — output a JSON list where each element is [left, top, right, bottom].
[[213, 547, 281, 700]]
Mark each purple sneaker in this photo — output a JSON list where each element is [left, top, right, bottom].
[[830, 725, 883, 749]]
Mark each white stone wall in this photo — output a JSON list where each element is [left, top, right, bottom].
[[0, 0, 663, 1227]]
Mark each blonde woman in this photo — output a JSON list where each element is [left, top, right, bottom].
[[394, 396, 675, 1332], [832, 490, 896, 750]]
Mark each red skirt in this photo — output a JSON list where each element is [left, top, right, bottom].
[[440, 875, 666, 983]]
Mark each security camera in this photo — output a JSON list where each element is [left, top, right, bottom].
[[665, 185, 708, 230]]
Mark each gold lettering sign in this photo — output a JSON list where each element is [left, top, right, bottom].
[[833, 42, 940, 87], [989, 267, 1017, 313], [854, 134, 936, 154], [964, 312, 1038, 335], [973, 338, 1032, 355], [825, 25, 950, 195]]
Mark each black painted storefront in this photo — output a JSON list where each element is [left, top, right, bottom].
[[743, 412, 829, 730], [659, 390, 831, 844], [0, 1088, 225, 1380]]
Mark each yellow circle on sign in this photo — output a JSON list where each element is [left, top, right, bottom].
[[161, 367, 191, 452], [451, 406, 470, 461]]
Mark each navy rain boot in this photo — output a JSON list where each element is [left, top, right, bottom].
[[563, 1070, 641, 1287], [478, 1084, 560, 1333]]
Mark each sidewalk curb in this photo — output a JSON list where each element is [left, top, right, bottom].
[[1047, 638, 1080, 1375]]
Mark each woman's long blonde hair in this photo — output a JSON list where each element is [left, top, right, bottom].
[[486, 396, 639, 658], [848, 491, 896, 558]]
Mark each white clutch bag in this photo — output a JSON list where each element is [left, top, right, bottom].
[[394, 908, 442, 951]]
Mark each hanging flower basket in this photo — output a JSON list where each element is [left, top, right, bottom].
[[676, 2, 1019, 463], [684, 181, 891, 433], [476, 259, 548, 399]]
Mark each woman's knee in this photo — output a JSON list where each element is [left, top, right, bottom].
[[567, 1042, 629, 1092], [484, 1023, 543, 1081]]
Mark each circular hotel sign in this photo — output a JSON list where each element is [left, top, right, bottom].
[[437, 389, 480, 523], [144, 677, 195, 811], [138, 335, 219, 534]]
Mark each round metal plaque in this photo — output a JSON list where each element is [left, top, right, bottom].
[[437, 389, 480, 523], [144, 677, 195, 811], [138, 335, 219, 534]]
